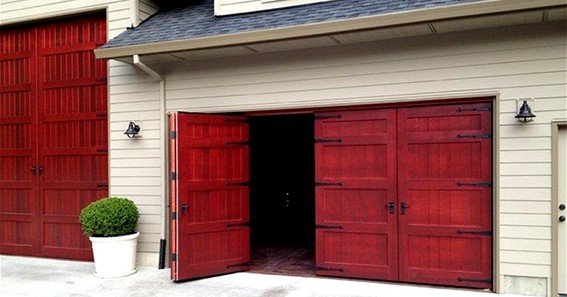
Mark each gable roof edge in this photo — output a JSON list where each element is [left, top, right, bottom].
[[95, 0, 566, 59]]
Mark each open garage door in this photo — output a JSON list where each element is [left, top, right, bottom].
[[169, 113, 250, 281]]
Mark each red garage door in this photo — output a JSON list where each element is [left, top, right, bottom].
[[314, 110, 398, 280], [315, 102, 492, 289], [169, 113, 250, 281], [0, 14, 108, 260], [397, 103, 493, 288]]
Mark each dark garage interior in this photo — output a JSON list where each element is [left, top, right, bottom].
[[249, 114, 315, 276]]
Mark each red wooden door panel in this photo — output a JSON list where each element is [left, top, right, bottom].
[[0, 14, 107, 261], [171, 113, 250, 281], [397, 102, 493, 289], [314, 110, 398, 280], [0, 27, 38, 256], [36, 15, 108, 260]]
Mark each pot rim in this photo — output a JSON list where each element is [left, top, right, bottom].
[[89, 232, 140, 242]]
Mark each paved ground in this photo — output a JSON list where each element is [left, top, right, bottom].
[[1, 256, 521, 297]]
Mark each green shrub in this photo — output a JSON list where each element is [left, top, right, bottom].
[[79, 197, 139, 237]]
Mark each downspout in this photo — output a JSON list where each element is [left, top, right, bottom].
[[132, 54, 168, 269]]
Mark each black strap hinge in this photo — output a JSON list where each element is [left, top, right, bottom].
[[314, 114, 342, 120], [226, 222, 250, 228], [171, 253, 177, 262], [315, 182, 343, 187], [226, 262, 251, 269], [225, 140, 249, 146], [457, 182, 492, 188], [315, 266, 344, 272], [225, 117, 249, 123], [456, 106, 492, 113], [457, 133, 492, 139], [315, 224, 343, 230], [226, 181, 249, 187], [457, 277, 492, 284], [315, 138, 342, 144], [457, 230, 492, 236]]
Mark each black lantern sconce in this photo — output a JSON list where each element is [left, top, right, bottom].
[[515, 99, 536, 123], [124, 121, 141, 138]]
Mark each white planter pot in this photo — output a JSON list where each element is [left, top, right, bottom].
[[90, 232, 139, 278]]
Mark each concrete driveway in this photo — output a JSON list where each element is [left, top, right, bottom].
[[1, 256, 520, 297]]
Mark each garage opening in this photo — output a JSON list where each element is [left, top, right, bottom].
[[249, 114, 315, 276]]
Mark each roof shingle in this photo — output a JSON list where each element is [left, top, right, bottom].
[[102, 0, 484, 48]]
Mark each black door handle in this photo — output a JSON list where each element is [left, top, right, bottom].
[[401, 202, 410, 215], [180, 203, 189, 215], [385, 202, 395, 214]]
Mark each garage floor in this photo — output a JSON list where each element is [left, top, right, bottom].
[[1, 256, 520, 297]]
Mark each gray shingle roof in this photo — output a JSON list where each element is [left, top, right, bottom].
[[102, 0, 484, 48]]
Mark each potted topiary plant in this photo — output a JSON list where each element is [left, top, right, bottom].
[[80, 197, 140, 278]]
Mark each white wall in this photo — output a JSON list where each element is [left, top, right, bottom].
[[215, 0, 331, 16], [145, 21, 565, 295]]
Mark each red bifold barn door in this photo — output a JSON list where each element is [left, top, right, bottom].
[[397, 102, 493, 289], [314, 110, 399, 280], [314, 102, 492, 289], [0, 14, 108, 260], [169, 113, 250, 281]]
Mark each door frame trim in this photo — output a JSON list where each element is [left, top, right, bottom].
[[552, 119, 567, 297], [170, 96, 498, 290]]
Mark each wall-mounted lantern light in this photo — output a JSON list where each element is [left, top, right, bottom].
[[124, 121, 141, 138], [515, 99, 536, 123]]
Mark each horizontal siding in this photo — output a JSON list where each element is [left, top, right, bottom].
[[0, 0, 131, 39], [108, 59, 163, 255], [216, 0, 330, 16], [157, 21, 566, 286]]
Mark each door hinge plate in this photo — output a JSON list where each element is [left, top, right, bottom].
[[456, 133, 492, 139], [171, 212, 177, 220], [170, 131, 177, 139], [315, 224, 343, 230], [457, 230, 492, 236], [315, 182, 343, 187], [315, 138, 342, 144], [456, 106, 492, 113], [226, 262, 251, 269], [457, 181, 492, 188], [315, 266, 344, 272], [225, 117, 249, 123], [226, 221, 250, 228], [457, 277, 492, 284], [171, 253, 177, 262], [314, 114, 342, 120], [171, 172, 177, 180]]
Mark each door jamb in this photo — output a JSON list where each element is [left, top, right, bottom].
[[492, 96, 501, 294], [552, 120, 567, 297]]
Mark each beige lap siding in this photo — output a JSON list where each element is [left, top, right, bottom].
[[157, 21, 566, 295], [108, 71, 163, 260]]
